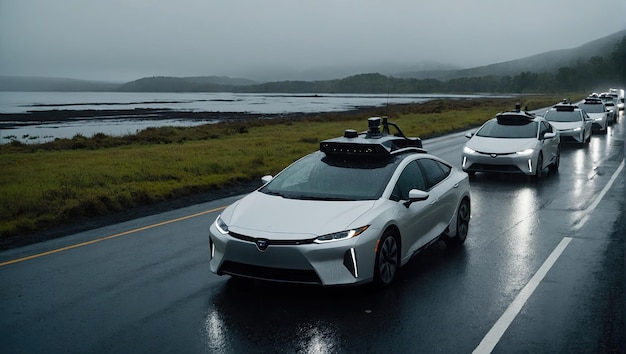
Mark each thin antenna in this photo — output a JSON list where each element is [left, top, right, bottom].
[[385, 75, 391, 118]]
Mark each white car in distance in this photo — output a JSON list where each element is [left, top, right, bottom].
[[462, 107, 561, 180], [543, 102, 592, 145], [578, 97, 610, 134]]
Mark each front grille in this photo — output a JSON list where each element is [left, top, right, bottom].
[[219, 261, 322, 284], [228, 231, 315, 246], [469, 163, 523, 173], [477, 151, 515, 156]]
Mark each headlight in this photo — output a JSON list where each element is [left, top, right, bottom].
[[572, 127, 582, 132], [463, 146, 476, 154], [314, 225, 369, 244], [516, 149, 534, 156], [215, 215, 229, 234]]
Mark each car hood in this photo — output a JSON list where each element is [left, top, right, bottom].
[[549, 121, 583, 130], [467, 136, 536, 154], [586, 112, 605, 120], [221, 191, 376, 240]]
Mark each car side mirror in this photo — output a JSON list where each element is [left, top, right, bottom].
[[261, 175, 273, 184], [543, 132, 556, 140], [465, 131, 475, 138], [403, 189, 429, 208]]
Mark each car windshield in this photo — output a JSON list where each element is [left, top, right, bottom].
[[475, 119, 538, 138], [259, 151, 400, 201], [544, 110, 582, 122], [579, 104, 604, 113]]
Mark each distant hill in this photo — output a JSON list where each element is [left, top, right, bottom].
[[397, 29, 626, 80], [238, 60, 463, 82], [0, 76, 122, 92], [118, 76, 260, 92]]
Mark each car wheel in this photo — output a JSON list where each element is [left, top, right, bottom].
[[534, 153, 543, 180], [549, 147, 560, 173], [445, 198, 470, 247], [374, 230, 399, 287]]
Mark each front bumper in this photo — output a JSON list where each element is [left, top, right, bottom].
[[462, 151, 535, 175], [592, 118, 608, 131], [208, 222, 380, 286], [557, 129, 585, 143]]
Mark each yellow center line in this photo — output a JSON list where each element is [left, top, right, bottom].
[[0, 206, 227, 267]]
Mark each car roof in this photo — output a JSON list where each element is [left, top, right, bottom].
[[582, 97, 604, 104], [550, 102, 580, 112]]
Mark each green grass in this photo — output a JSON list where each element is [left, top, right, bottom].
[[0, 94, 585, 239]]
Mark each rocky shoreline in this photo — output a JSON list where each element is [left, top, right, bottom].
[[0, 108, 284, 128]]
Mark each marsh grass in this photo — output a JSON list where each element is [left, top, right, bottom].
[[0, 95, 584, 238]]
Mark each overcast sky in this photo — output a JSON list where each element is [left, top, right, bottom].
[[1, 0, 625, 82]]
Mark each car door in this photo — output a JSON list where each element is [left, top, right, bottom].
[[416, 158, 457, 240], [539, 121, 559, 167], [389, 159, 439, 256], [581, 111, 593, 140]]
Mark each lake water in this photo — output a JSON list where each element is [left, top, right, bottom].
[[0, 91, 495, 144]]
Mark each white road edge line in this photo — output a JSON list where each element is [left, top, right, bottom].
[[472, 158, 626, 354], [474, 157, 625, 353], [472, 237, 573, 354]]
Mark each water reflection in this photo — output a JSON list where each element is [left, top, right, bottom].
[[0, 118, 217, 144], [464, 175, 544, 302], [202, 280, 352, 353], [501, 186, 541, 286], [588, 130, 615, 164], [200, 241, 470, 353], [296, 322, 338, 354], [202, 295, 340, 353], [203, 310, 228, 353]]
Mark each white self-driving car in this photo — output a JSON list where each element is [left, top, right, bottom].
[[209, 118, 470, 287], [578, 97, 610, 133], [462, 107, 560, 179], [543, 102, 592, 145]]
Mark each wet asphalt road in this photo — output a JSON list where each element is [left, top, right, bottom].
[[1, 110, 624, 353]]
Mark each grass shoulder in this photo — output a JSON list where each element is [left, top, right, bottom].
[[0, 94, 585, 244]]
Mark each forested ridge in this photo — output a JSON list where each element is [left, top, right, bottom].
[[121, 36, 625, 94]]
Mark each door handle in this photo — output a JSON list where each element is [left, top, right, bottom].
[[453, 183, 459, 188]]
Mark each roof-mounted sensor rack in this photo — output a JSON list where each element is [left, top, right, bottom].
[[553, 103, 578, 111], [320, 117, 425, 158], [584, 97, 603, 104], [495, 104, 537, 125]]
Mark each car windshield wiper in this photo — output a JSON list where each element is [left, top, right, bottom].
[[263, 189, 357, 201], [261, 190, 287, 198], [289, 194, 354, 201]]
